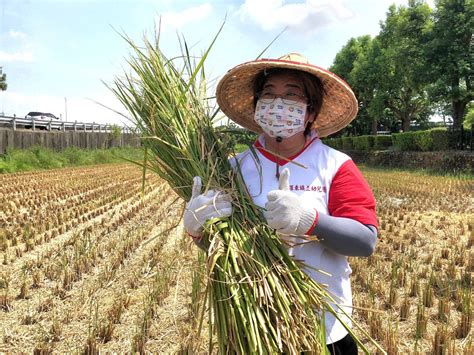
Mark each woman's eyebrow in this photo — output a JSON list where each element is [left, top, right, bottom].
[[285, 83, 304, 90], [262, 83, 303, 90]]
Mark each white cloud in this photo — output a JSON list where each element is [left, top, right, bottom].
[[8, 30, 27, 40], [0, 50, 35, 62], [238, 0, 355, 34], [159, 3, 213, 31]]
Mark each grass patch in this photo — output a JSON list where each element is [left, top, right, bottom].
[[0, 146, 144, 173]]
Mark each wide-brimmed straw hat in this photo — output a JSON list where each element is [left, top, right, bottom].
[[216, 53, 358, 138]]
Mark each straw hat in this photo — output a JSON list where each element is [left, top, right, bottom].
[[216, 53, 358, 138]]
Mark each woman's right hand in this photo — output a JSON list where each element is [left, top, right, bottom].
[[183, 176, 233, 241]]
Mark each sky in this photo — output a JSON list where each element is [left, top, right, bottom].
[[0, 0, 435, 127]]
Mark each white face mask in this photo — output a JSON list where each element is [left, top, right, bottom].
[[254, 98, 307, 139]]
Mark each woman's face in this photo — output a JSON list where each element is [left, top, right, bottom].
[[260, 73, 316, 126]]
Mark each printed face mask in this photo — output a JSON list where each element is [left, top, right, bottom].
[[254, 98, 307, 138]]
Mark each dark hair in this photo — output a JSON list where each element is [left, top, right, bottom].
[[253, 68, 325, 135]]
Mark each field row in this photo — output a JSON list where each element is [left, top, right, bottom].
[[0, 164, 472, 353], [351, 169, 473, 354], [0, 164, 207, 353]]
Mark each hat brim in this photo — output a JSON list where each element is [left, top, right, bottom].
[[216, 58, 358, 138]]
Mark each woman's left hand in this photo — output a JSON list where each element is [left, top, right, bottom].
[[264, 168, 318, 236]]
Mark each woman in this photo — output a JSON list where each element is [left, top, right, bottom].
[[183, 53, 378, 354]]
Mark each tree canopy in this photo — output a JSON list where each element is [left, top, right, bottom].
[[0, 68, 6, 91], [330, 0, 473, 135], [426, 0, 473, 129], [330, 35, 376, 135]]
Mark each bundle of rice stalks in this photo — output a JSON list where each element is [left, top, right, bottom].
[[110, 27, 382, 354]]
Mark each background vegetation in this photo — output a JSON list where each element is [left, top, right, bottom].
[[0, 146, 143, 173], [0, 67, 6, 91], [329, 0, 472, 136]]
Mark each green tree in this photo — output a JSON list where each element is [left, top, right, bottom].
[[109, 124, 122, 139], [330, 35, 375, 135], [464, 103, 474, 129], [331, 37, 370, 79], [0, 67, 6, 91], [330, 1, 435, 134], [426, 0, 473, 129], [351, 36, 397, 134], [376, 0, 434, 131]]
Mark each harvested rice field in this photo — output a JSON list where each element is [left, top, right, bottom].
[[0, 163, 472, 353]]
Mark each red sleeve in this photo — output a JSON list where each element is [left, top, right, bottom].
[[328, 160, 378, 228]]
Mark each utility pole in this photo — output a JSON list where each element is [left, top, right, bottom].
[[64, 97, 68, 122], [0, 67, 4, 115]]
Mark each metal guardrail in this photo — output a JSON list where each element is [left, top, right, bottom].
[[0, 115, 133, 133]]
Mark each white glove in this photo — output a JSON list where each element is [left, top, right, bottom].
[[264, 168, 318, 236], [183, 176, 233, 239]]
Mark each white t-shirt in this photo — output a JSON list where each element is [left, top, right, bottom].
[[233, 133, 378, 344]]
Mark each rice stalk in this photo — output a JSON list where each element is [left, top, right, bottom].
[[109, 25, 384, 354]]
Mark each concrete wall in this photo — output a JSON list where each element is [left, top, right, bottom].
[[0, 129, 140, 154]]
